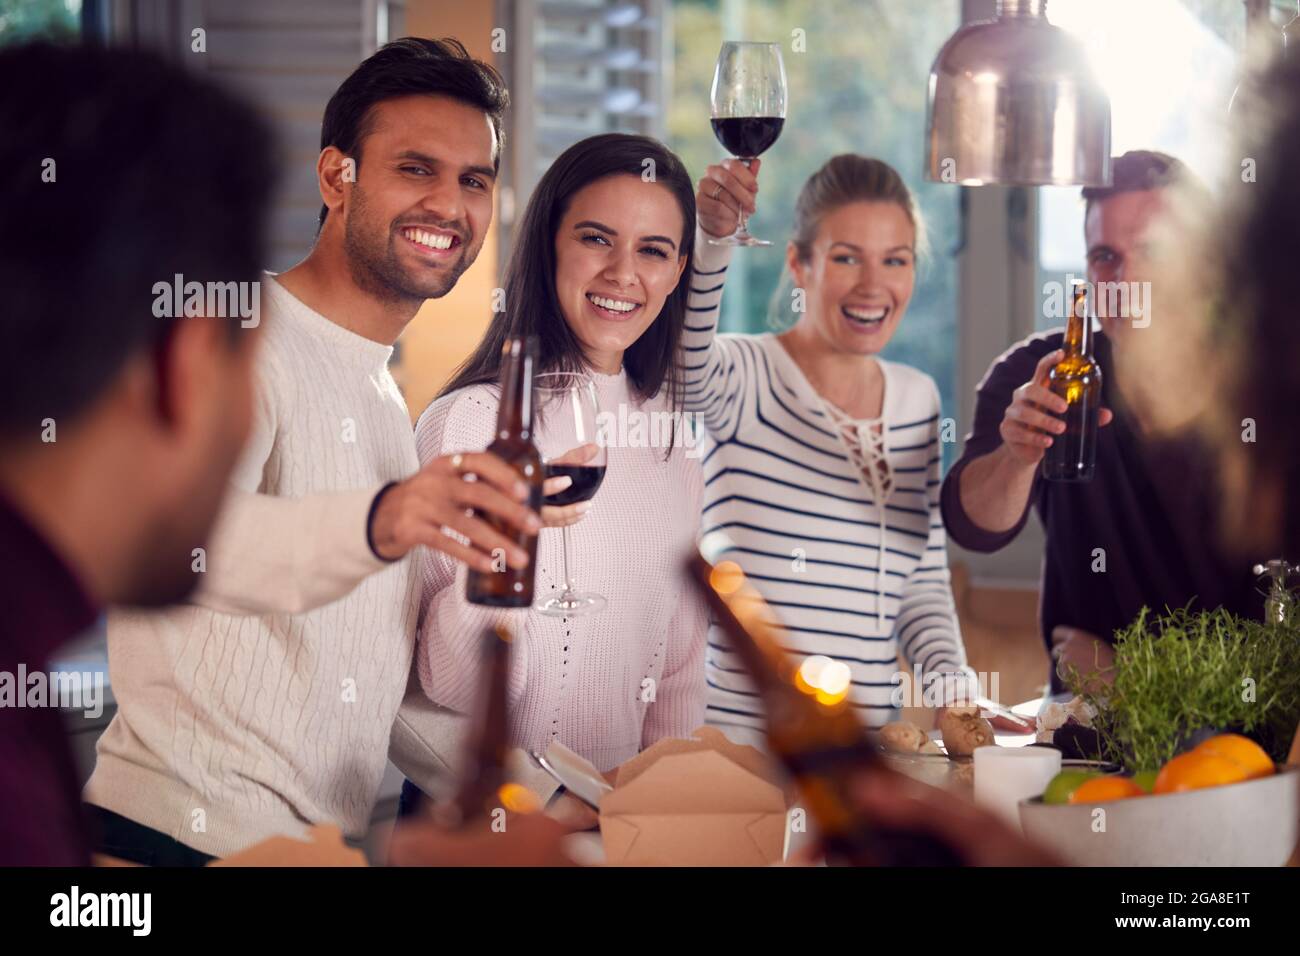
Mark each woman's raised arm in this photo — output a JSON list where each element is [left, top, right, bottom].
[[679, 159, 763, 438]]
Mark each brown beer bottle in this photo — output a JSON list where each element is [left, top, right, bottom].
[[686, 544, 964, 866], [1042, 281, 1103, 482], [443, 624, 515, 826], [466, 337, 543, 607]]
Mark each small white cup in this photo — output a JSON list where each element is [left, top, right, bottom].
[[973, 746, 1062, 831]]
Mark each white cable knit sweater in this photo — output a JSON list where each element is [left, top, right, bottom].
[[412, 370, 708, 772]]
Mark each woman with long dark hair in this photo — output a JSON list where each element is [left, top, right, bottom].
[[411, 133, 707, 782]]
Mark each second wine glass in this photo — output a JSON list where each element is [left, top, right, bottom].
[[709, 40, 788, 246], [533, 372, 608, 617]]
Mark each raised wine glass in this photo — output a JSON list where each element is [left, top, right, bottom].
[[709, 40, 788, 246], [533, 372, 608, 617]]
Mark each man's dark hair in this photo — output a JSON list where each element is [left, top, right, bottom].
[[1082, 150, 1187, 216], [0, 42, 276, 437], [317, 36, 508, 228]]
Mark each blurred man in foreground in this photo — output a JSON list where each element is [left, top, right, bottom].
[[0, 42, 273, 865], [1120, 55, 1300, 568]]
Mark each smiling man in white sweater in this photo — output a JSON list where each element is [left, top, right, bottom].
[[83, 38, 544, 864]]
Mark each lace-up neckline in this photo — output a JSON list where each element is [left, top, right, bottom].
[[822, 400, 894, 502]]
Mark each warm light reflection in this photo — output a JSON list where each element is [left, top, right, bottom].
[[797, 655, 852, 706], [710, 560, 746, 595], [796, 655, 831, 694], [498, 783, 541, 814], [819, 661, 852, 696]]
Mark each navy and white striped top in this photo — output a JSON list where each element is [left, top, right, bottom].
[[680, 231, 975, 731]]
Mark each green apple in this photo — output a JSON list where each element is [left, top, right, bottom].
[[1132, 770, 1159, 793], [1042, 769, 1099, 805]]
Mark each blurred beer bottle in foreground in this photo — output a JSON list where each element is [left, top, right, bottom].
[[1043, 281, 1103, 482], [687, 538, 964, 866], [466, 336, 543, 607], [440, 623, 539, 827]]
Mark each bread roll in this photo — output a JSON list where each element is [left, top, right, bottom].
[[880, 720, 929, 754], [939, 706, 995, 756]]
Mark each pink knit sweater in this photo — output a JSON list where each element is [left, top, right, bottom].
[[412, 370, 708, 772]]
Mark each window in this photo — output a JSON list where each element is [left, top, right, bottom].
[[1036, 0, 1248, 329], [668, 0, 962, 456], [495, 0, 670, 262], [0, 0, 82, 45]]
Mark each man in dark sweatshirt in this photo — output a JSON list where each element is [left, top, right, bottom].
[[0, 43, 273, 864], [941, 151, 1260, 692]]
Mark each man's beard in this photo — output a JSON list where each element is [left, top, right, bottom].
[[343, 185, 474, 304]]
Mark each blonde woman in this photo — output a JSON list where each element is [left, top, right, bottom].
[[684, 155, 1007, 742]]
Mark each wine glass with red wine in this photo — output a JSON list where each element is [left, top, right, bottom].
[[533, 372, 608, 617], [709, 41, 787, 246]]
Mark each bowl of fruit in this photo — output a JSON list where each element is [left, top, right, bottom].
[[1020, 733, 1300, 866], [1020, 607, 1300, 865]]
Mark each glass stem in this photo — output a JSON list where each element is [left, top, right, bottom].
[[560, 525, 576, 598], [734, 157, 755, 237]]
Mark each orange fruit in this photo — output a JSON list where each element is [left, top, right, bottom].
[[1153, 751, 1250, 794], [1193, 734, 1275, 779], [1068, 775, 1146, 804]]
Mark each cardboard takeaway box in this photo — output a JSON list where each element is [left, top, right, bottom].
[[553, 726, 794, 866]]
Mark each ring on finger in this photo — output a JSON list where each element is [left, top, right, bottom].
[[451, 453, 464, 472]]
